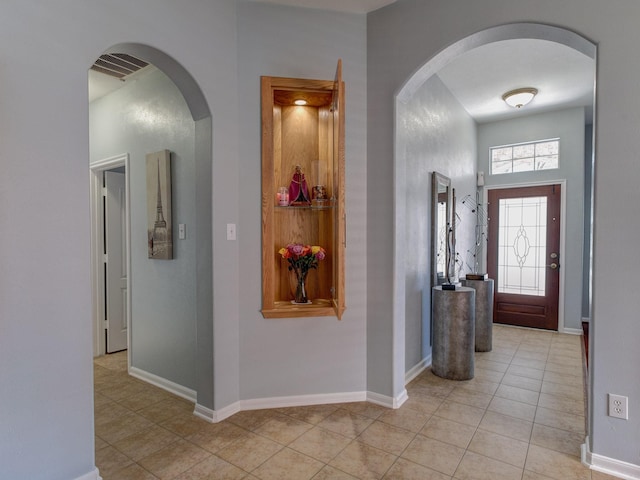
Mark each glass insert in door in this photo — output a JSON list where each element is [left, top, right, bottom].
[[497, 196, 547, 296]]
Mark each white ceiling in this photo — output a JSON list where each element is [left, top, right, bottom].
[[437, 38, 595, 124]]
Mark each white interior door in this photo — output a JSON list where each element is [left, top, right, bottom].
[[105, 170, 128, 353]]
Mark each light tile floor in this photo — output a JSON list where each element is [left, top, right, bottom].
[[94, 325, 621, 480]]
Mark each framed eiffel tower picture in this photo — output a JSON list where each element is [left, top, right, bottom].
[[146, 150, 173, 259]]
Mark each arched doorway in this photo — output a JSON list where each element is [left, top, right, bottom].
[[393, 22, 595, 413], [89, 43, 214, 412]]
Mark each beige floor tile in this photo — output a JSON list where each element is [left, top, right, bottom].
[[159, 412, 212, 438], [95, 435, 109, 450], [525, 444, 591, 480], [137, 439, 211, 480], [506, 364, 545, 380], [446, 387, 493, 409], [434, 400, 485, 427], [534, 407, 586, 435], [317, 408, 375, 439], [474, 358, 509, 373], [95, 445, 135, 478], [453, 451, 523, 480], [312, 465, 359, 479], [117, 387, 173, 412], [185, 421, 249, 454], [544, 362, 583, 377], [401, 435, 465, 476], [530, 423, 585, 458], [137, 397, 195, 424], [278, 404, 339, 424], [467, 429, 529, 468], [476, 351, 513, 364], [543, 370, 584, 387], [96, 412, 156, 444], [215, 432, 283, 472], [289, 425, 351, 463], [112, 425, 181, 461], [382, 457, 452, 480], [108, 463, 159, 480], [495, 384, 540, 406], [538, 391, 585, 417], [329, 440, 397, 480], [420, 416, 476, 449], [358, 420, 415, 455], [252, 447, 324, 480], [541, 381, 585, 402], [173, 455, 246, 480], [501, 373, 542, 392], [456, 377, 500, 396], [522, 470, 556, 480], [254, 413, 314, 445], [472, 367, 505, 384], [226, 409, 277, 431], [341, 401, 388, 419], [478, 411, 533, 443], [487, 396, 537, 422], [95, 400, 134, 427], [510, 356, 547, 371], [401, 392, 444, 415], [377, 404, 431, 432]]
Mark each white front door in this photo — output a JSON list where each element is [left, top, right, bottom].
[[105, 171, 128, 353]]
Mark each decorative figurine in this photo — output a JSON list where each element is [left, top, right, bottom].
[[289, 165, 311, 205]]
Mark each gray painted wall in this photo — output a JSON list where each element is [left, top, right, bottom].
[[0, 1, 239, 478], [369, 0, 640, 467], [477, 107, 586, 331], [236, 2, 368, 399], [90, 68, 198, 390], [401, 75, 477, 374], [2, 0, 640, 477]]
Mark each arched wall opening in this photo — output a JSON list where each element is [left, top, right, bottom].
[[89, 43, 214, 411], [392, 23, 596, 422]]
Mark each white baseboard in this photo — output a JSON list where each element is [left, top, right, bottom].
[[199, 390, 409, 423], [368, 389, 408, 409], [129, 367, 197, 403], [75, 468, 101, 480], [194, 401, 241, 423], [562, 327, 583, 335], [405, 356, 431, 385], [582, 437, 640, 479], [241, 391, 367, 412]]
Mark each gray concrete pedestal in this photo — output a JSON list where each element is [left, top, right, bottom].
[[461, 278, 494, 352], [432, 286, 475, 380]]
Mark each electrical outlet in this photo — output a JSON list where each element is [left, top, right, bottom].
[[608, 394, 628, 420]]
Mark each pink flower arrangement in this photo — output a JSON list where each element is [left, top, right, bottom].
[[278, 243, 326, 274], [279, 243, 326, 303]]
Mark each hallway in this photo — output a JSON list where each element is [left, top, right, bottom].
[[94, 325, 617, 480]]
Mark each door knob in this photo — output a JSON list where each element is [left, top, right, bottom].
[[547, 262, 559, 270]]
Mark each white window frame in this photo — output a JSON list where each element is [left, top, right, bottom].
[[490, 138, 559, 175]]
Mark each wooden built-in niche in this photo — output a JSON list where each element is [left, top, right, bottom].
[[261, 60, 345, 319]]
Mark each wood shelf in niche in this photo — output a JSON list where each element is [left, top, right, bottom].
[[261, 60, 345, 319]]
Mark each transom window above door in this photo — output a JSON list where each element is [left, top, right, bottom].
[[490, 139, 559, 175]]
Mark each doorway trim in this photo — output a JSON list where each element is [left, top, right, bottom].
[[90, 153, 131, 360], [485, 180, 568, 333]]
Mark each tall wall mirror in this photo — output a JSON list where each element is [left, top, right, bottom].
[[431, 172, 452, 287]]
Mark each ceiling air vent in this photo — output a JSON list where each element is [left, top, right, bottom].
[[90, 53, 149, 80]]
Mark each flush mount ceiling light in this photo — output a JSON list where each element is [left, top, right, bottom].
[[502, 87, 538, 109]]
